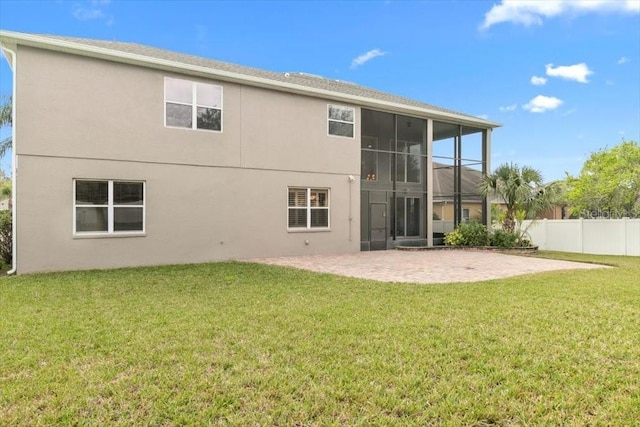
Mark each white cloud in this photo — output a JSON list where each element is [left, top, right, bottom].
[[72, 5, 104, 20], [480, 0, 639, 30], [72, 1, 113, 24], [617, 56, 630, 65], [530, 75, 547, 86], [350, 49, 387, 69], [545, 63, 593, 83], [477, 114, 489, 120], [562, 108, 577, 117], [523, 95, 563, 113], [499, 104, 518, 112]]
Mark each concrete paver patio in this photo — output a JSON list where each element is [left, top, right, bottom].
[[251, 250, 608, 284]]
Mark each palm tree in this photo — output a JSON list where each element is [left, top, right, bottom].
[[0, 95, 12, 159], [481, 163, 556, 233]]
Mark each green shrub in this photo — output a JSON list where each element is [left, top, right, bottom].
[[0, 210, 12, 265], [490, 229, 518, 248], [444, 221, 489, 246]]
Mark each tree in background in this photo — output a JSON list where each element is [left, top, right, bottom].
[[0, 95, 11, 159], [566, 141, 640, 218], [481, 163, 557, 233]]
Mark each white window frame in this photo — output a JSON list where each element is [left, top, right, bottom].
[[327, 104, 355, 138], [462, 208, 470, 222], [164, 77, 223, 132], [73, 179, 146, 236], [287, 187, 330, 230]]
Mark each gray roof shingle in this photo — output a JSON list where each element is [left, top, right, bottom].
[[27, 33, 497, 126]]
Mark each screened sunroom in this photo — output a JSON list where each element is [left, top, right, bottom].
[[359, 108, 491, 250]]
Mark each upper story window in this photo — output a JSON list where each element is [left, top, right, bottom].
[[328, 104, 354, 138], [165, 77, 222, 132], [74, 179, 145, 235]]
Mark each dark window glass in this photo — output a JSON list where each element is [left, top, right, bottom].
[[396, 197, 405, 237], [197, 107, 221, 131], [407, 198, 420, 236], [329, 121, 354, 138], [361, 150, 377, 181], [311, 209, 329, 227], [76, 181, 108, 205], [328, 106, 354, 122], [76, 207, 108, 232], [114, 182, 143, 205], [114, 207, 144, 231], [166, 103, 192, 128], [288, 209, 307, 228], [407, 144, 422, 183]]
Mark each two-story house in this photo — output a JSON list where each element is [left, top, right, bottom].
[[0, 30, 499, 274]]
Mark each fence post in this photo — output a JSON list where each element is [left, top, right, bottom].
[[579, 218, 584, 254]]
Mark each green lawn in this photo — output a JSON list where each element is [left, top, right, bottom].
[[1, 252, 639, 425]]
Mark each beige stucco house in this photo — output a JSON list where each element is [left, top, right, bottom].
[[0, 30, 499, 274]]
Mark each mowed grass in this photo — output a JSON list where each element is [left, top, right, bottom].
[[1, 253, 639, 425]]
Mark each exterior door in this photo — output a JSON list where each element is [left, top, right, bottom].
[[370, 203, 387, 250]]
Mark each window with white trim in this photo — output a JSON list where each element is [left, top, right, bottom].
[[74, 180, 145, 234], [165, 77, 222, 131], [288, 188, 330, 229], [328, 104, 354, 138]]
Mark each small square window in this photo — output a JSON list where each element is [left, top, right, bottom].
[[165, 77, 222, 132], [288, 188, 330, 229], [328, 105, 355, 138]]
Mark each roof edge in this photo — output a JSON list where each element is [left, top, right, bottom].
[[0, 30, 501, 129]]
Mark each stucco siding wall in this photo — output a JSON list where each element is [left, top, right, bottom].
[[240, 86, 360, 174], [16, 156, 359, 274], [14, 45, 361, 273]]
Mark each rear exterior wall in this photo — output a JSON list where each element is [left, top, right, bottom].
[[14, 46, 361, 273]]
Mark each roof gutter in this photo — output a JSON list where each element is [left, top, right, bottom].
[[1, 42, 17, 275], [0, 30, 500, 129]]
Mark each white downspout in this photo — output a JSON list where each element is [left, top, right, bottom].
[[2, 45, 17, 275]]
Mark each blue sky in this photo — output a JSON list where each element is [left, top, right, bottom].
[[1, 0, 639, 181]]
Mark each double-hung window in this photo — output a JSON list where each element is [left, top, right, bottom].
[[165, 77, 222, 131], [328, 104, 354, 138], [74, 180, 145, 235], [288, 188, 330, 229]]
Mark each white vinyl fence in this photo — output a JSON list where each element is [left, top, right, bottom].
[[522, 219, 640, 256]]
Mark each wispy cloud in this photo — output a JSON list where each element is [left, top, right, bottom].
[[72, 0, 113, 25], [606, 80, 615, 86], [545, 63, 593, 83], [523, 95, 563, 113], [617, 56, 630, 65], [350, 49, 387, 69], [530, 76, 547, 86], [480, 0, 639, 30], [499, 104, 517, 112], [477, 114, 489, 120]]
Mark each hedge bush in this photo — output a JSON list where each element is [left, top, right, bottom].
[[490, 229, 518, 248], [444, 222, 490, 246], [0, 210, 12, 265]]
